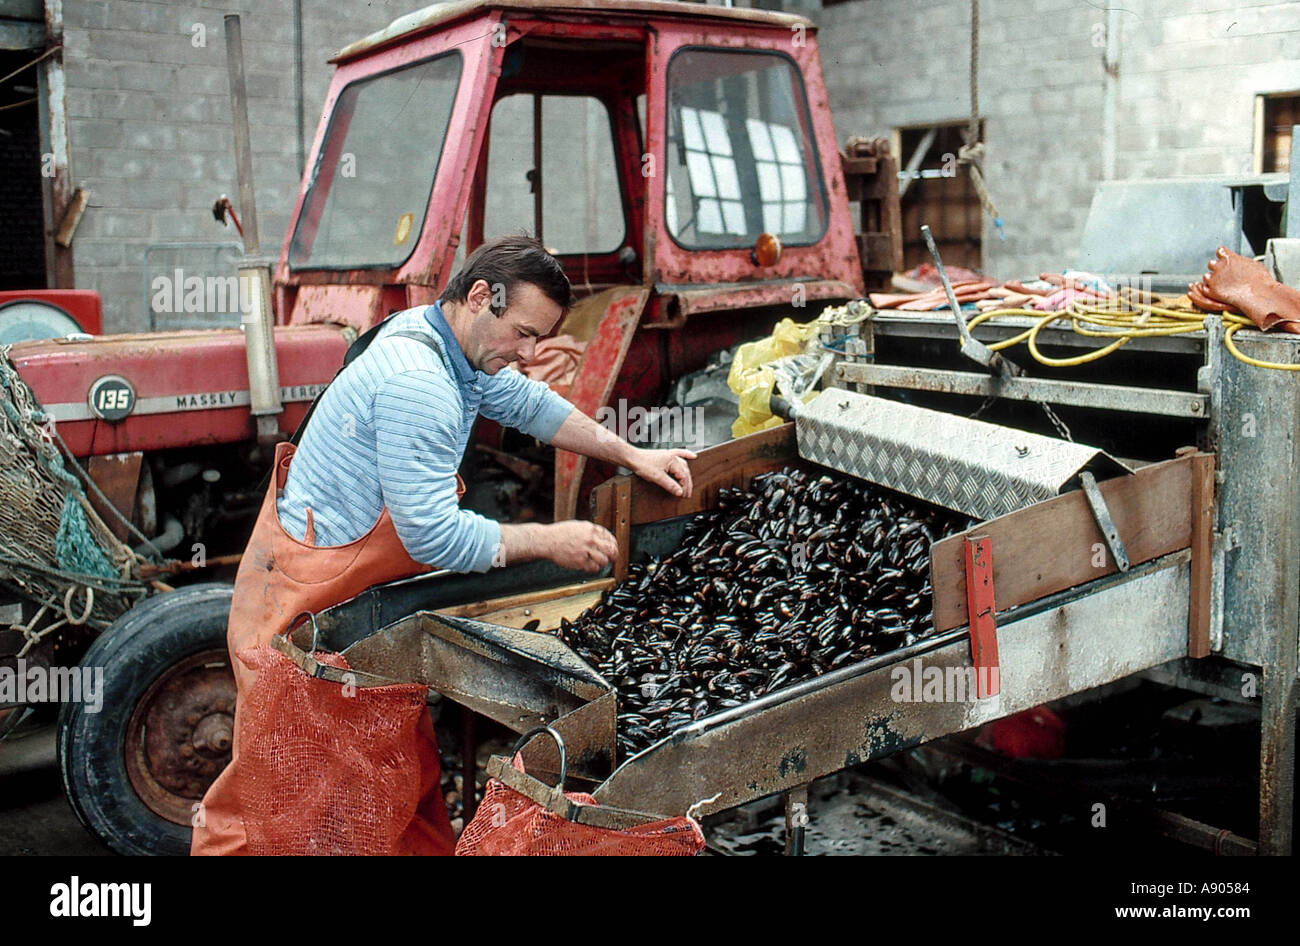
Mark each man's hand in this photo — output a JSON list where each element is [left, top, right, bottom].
[[546, 520, 619, 573], [500, 520, 618, 573], [629, 447, 696, 498]]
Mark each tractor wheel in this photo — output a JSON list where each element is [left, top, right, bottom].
[[58, 582, 235, 856]]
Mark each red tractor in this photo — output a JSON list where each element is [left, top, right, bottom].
[[1, 0, 900, 854]]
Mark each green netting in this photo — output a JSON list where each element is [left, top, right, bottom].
[[0, 346, 145, 628], [55, 496, 118, 581]]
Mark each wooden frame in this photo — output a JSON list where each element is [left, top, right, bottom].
[[930, 451, 1215, 664]]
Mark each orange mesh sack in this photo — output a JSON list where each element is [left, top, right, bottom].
[[455, 755, 705, 857], [235, 644, 442, 856]]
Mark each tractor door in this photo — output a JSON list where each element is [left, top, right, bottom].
[[464, 24, 651, 520]]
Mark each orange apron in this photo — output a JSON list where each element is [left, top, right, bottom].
[[190, 442, 460, 856]]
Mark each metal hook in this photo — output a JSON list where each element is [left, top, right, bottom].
[[510, 725, 567, 793], [288, 610, 321, 653]]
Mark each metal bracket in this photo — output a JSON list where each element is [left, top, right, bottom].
[[1196, 315, 1225, 461], [1207, 521, 1241, 654], [921, 224, 1022, 379], [1079, 471, 1130, 571], [964, 536, 1001, 698]]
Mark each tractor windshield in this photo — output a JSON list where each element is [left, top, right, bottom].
[[664, 48, 826, 251], [289, 52, 462, 270]]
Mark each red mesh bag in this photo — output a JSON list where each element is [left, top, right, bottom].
[[234, 644, 445, 856], [455, 755, 704, 857]]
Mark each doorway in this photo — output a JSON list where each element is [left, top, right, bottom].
[[0, 48, 47, 290], [895, 121, 984, 273]]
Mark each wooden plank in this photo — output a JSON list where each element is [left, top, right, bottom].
[[435, 579, 614, 620], [589, 423, 797, 527], [930, 455, 1196, 632], [461, 589, 608, 632], [1184, 450, 1216, 658], [613, 476, 631, 582]]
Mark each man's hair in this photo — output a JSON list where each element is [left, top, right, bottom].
[[440, 234, 572, 315]]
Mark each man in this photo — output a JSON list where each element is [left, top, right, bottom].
[[191, 236, 695, 855]]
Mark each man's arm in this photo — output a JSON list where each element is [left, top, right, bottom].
[[497, 519, 619, 573], [479, 367, 696, 497], [378, 368, 620, 574], [374, 370, 502, 572], [548, 408, 696, 499]]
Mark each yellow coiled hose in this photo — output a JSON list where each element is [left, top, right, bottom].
[[965, 300, 1300, 371]]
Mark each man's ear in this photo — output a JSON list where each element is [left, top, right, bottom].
[[466, 278, 494, 314]]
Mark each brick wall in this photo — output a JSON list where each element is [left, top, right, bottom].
[[811, 0, 1300, 280], [62, 0, 418, 332]]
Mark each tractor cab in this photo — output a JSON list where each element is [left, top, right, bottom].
[[277, 1, 862, 325], [277, 1, 878, 518]]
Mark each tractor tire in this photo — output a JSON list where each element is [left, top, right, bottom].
[[58, 582, 235, 856]]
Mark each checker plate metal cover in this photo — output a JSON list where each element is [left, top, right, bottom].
[[795, 390, 1130, 519]]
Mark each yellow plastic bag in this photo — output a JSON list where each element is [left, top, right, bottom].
[[727, 319, 821, 437]]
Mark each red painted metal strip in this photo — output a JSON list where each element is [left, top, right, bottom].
[[553, 286, 648, 520], [964, 535, 1001, 699], [9, 325, 348, 456]]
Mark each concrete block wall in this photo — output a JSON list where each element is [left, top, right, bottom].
[[55, 0, 1300, 324], [62, 0, 418, 332], [811, 0, 1300, 280]]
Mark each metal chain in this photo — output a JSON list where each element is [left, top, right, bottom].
[[1040, 401, 1074, 442], [967, 396, 997, 420]]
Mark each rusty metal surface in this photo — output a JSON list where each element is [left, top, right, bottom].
[[11, 325, 347, 455], [553, 287, 648, 521], [276, 17, 501, 299], [125, 649, 235, 827], [341, 612, 617, 779], [834, 361, 1209, 419], [85, 453, 143, 543], [289, 284, 384, 331], [661, 279, 855, 319], [1203, 330, 1300, 852], [646, 23, 863, 295], [592, 552, 1190, 816], [332, 0, 814, 63]]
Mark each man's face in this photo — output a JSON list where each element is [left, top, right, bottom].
[[464, 279, 564, 374]]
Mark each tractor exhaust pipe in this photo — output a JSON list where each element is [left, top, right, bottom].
[[224, 14, 283, 443]]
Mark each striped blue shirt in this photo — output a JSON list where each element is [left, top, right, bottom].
[[277, 303, 574, 572]]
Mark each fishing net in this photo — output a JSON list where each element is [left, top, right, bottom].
[[455, 760, 705, 857], [234, 644, 453, 856], [0, 347, 145, 644]]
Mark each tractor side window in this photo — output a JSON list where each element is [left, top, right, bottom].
[[483, 94, 626, 256], [664, 49, 827, 250], [289, 53, 461, 270]]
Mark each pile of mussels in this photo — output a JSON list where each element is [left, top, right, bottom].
[[557, 466, 972, 758]]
